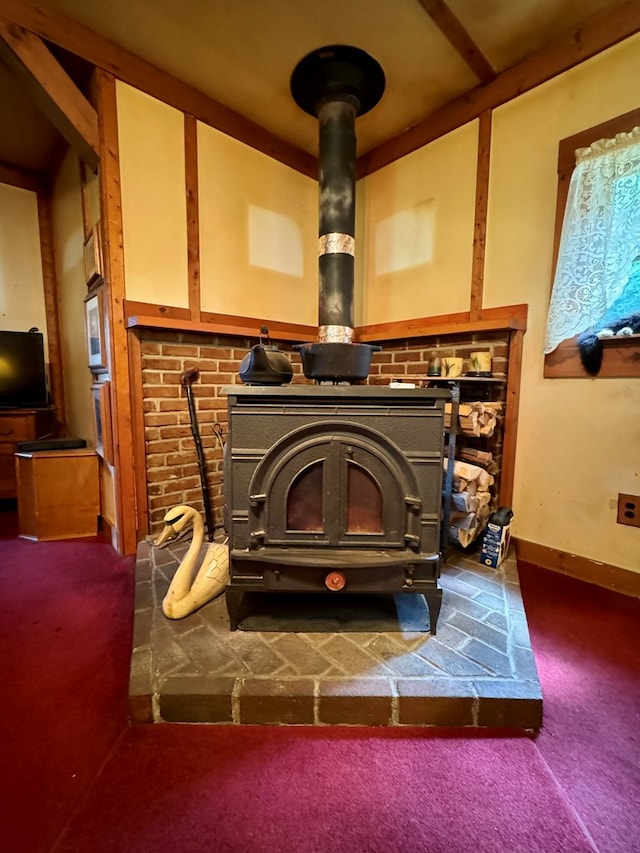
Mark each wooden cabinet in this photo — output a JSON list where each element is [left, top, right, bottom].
[[0, 409, 55, 499], [16, 449, 100, 541]]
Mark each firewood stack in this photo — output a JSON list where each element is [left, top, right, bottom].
[[443, 458, 495, 548], [444, 401, 502, 437]]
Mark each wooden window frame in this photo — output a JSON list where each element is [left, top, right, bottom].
[[544, 107, 640, 379]]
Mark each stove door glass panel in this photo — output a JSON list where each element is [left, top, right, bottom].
[[346, 462, 383, 533], [286, 460, 324, 532]]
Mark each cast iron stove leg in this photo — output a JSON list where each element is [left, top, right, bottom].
[[424, 589, 443, 635]]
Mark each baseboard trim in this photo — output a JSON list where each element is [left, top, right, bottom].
[[514, 538, 640, 598]]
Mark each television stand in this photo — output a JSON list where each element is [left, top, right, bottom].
[[0, 408, 56, 500]]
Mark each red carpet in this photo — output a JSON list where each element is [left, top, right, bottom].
[[1, 511, 639, 852], [518, 563, 640, 853], [53, 727, 592, 853]]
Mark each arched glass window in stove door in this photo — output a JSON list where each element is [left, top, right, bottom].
[[286, 460, 324, 532], [346, 462, 383, 533]]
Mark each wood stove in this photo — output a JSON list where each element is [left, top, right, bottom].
[[223, 47, 449, 633], [224, 385, 448, 632]]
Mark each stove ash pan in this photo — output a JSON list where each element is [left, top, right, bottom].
[[224, 386, 449, 633]]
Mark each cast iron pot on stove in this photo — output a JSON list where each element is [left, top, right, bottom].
[[239, 327, 293, 386]]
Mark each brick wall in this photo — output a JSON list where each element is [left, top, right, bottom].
[[364, 331, 510, 504], [364, 331, 509, 384], [139, 329, 509, 534], [140, 331, 309, 533]]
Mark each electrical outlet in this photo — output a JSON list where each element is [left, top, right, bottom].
[[617, 494, 640, 528]]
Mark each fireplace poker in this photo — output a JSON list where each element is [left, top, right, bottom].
[[181, 368, 214, 541]]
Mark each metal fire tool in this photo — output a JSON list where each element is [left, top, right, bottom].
[[180, 367, 214, 541]]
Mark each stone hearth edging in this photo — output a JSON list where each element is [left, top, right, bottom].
[[129, 541, 542, 728]]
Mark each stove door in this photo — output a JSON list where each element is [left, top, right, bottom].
[[252, 433, 416, 549]]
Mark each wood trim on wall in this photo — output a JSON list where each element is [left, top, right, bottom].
[[0, 0, 316, 178], [557, 105, 640, 174], [0, 160, 45, 192], [500, 328, 523, 508], [0, 19, 100, 170], [356, 304, 528, 343], [470, 110, 492, 321], [124, 303, 528, 344], [3, 0, 638, 182], [544, 334, 640, 378], [94, 68, 138, 556], [357, 0, 640, 175], [184, 113, 201, 321], [545, 107, 640, 379], [125, 311, 317, 343], [36, 192, 65, 431], [515, 537, 640, 598], [123, 300, 191, 323], [127, 329, 149, 540]]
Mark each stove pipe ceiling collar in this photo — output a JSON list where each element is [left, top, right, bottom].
[[290, 46, 385, 383]]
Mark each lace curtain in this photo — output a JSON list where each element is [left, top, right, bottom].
[[543, 127, 640, 354]]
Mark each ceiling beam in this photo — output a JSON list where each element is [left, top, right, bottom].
[[415, 0, 496, 84], [0, 159, 46, 192], [359, 0, 640, 175], [0, 20, 99, 171], [0, 0, 316, 178]]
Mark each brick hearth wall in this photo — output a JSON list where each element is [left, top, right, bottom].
[[140, 331, 309, 533], [366, 331, 509, 504], [139, 329, 509, 535]]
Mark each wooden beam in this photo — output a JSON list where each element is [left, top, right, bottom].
[[94, 68, 138, 556], [0, 160, 45, 192], [122, 300, 317, 340], [359, 0, 640, 175], [124, 300, 528, 344], [184, 114, 201, 321], [557, 106, 640, 174], [36, 192, 65, 432], [415, 0, 496, 84], [356, 304, 528, 343], [0, 0, 316, 178], [199, 311, 317, 341], [544, 334, 640, 378], [470, 110, 491, 321], [123, 300, 191, 323], [0, 20, 99, 170], [127, 329, 149, 539], [499, 328, 524, 508], [126, 313, 316, 344]]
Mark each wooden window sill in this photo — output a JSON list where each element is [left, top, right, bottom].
[[544, 334, 640, 378]]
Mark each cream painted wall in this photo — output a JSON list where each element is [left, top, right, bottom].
[[116, 81, 189, 307], [357, 122, 478, 325], [484, 34, 640, 572], [50, 150, 116, 529], [0, 183, 47, 342], [50, 151, 95, 443], [198, 123, 317, 325]]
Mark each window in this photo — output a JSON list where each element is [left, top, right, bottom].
[[544, 110, 640, 378]]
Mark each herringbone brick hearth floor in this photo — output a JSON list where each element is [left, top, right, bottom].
[[130, 540, 542, 727]]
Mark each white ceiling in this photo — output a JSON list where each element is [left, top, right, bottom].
[[0, 0, 627, 172]]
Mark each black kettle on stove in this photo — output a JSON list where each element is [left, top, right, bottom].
[[239, 327, 294, 386]]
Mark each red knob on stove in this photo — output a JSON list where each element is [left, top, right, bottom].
[[325, 571, 346, 591]]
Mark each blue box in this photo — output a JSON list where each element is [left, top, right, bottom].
[[480, 522, 511, 568]]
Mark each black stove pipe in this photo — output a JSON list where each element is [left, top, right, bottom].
[[290, 45, 385, 381], [317, 97, 357, 342]]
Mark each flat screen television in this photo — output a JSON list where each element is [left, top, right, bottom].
[[0, 330, 49, 409]]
